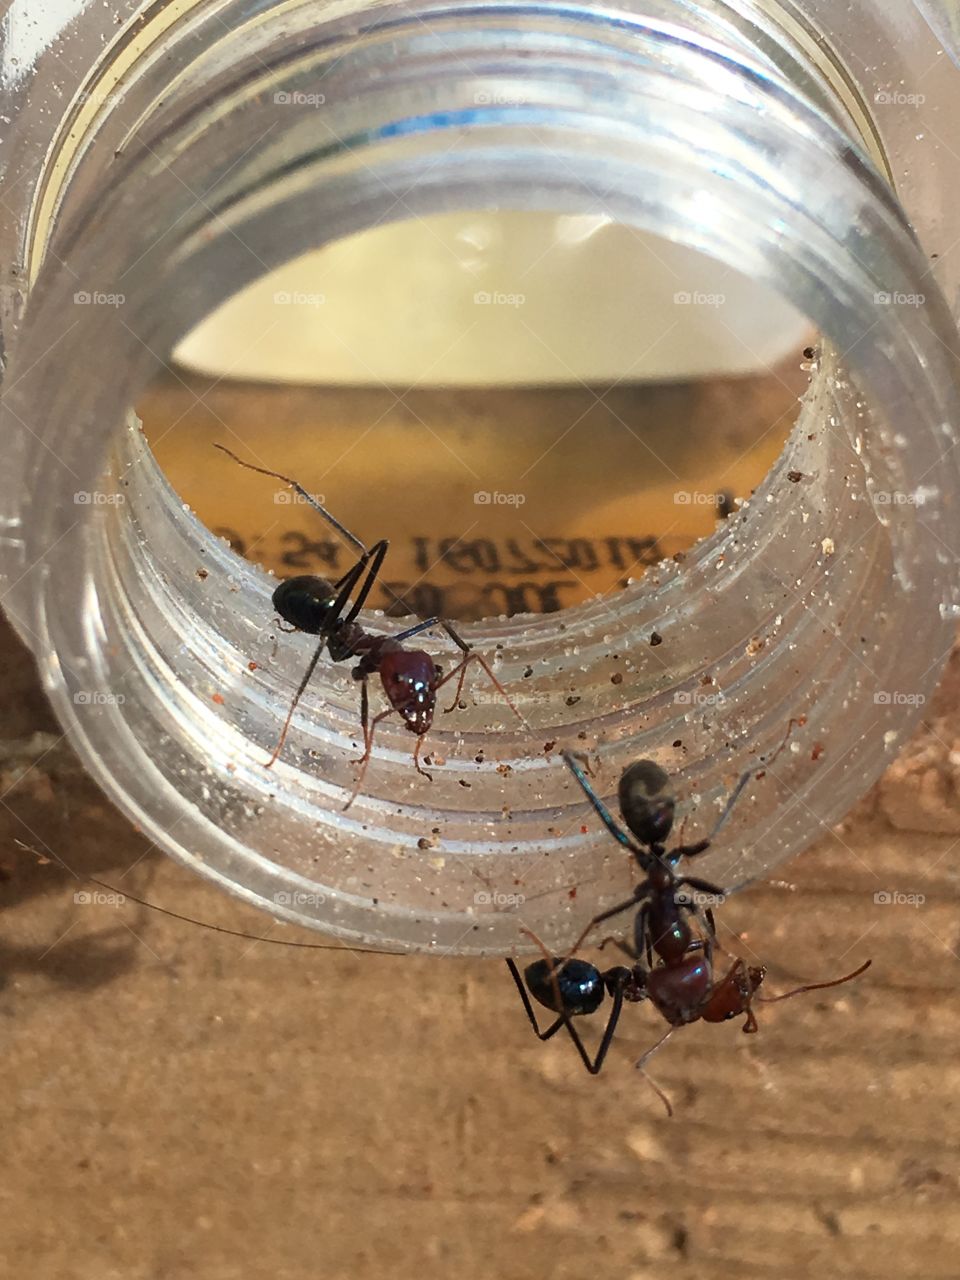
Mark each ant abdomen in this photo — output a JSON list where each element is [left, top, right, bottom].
[[618, 760, 676, 846], [525, 957, 606, 1017], [272, 576, 339, 634]]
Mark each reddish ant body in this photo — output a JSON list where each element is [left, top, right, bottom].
[[507, 751, 870, 1110], [216, 446, 526, 806]]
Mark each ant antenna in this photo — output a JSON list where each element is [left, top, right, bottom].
[[14, 843, 389, 956], [214, 444, 365, 555], [710, 714, 809, 840], [756, 958, 871, 1003]]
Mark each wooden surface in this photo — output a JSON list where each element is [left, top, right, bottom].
[[2, 608, 959, 1280]]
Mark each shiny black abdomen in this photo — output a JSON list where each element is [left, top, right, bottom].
[[525, 957, 606, 1017]]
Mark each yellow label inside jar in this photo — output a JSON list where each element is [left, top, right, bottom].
[[141, 361, 804, 621]]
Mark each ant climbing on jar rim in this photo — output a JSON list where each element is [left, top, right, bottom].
[[215, 445, 528, 808]]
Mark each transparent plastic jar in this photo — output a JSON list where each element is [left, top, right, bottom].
[[1, 0, 959, 953]]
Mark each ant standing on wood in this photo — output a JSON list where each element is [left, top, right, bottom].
[[507, 749, 870, 1111], [215, 446, 527, 808]]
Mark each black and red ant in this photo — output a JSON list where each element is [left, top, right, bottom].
[[507, 750, 870, 1111], [215, 446, 526, 807]]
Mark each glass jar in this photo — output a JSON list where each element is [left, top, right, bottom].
[[1, 0, 959, 953]]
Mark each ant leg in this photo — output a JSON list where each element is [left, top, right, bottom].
[[634, 1027, 677, 1118], [632, 901, 651, 967], [597, 936, 638, 961], [218, 445, 425, 620], [265, 552, 374, 768], [435, 649, 529, 729], [553, 890, 643, 971], [344, 684, 394, 810], [685, 716, 808, 840], [342, 540, 390, 624], [429, 618, 528, 727], [561, 750, 637, 854], [582, 977, 626, 1075], [505, 960, 565, 1042], [392, 617, 442, 644], [505, 959, 626, 1075], [677, 875, 726, 899], [412, 734, 432, 781]]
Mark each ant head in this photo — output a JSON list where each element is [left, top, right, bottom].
[[618, 759, 675, 847], [272, 576, 339, 635], [379, 649, 440, 735]]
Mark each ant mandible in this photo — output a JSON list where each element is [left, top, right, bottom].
[[507, 750, 870, 1110], [216, 446, 527, 807]]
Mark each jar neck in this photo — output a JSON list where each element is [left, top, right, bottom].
[[0, 0, 958, 949]]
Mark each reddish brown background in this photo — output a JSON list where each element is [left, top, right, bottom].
[[2, 610, 959, 1280]]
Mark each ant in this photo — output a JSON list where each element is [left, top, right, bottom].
[[507, 750, 870, 1110], [215, 446, 526, 807]]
